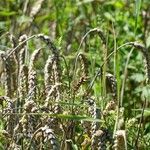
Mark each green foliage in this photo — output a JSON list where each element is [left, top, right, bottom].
[[0, 0, 150, 149]]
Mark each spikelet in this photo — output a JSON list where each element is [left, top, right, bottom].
[[113, 130, 127, 150], [85, 98, 101, 135], [38, 34, 62, 115], [51, 48, 61, 114], [29, 48, 42, 70], [96, 28, 106, 45], [28, 48, 42, 101], [14, 100, 38, 138], [83, 98, 95, 136]]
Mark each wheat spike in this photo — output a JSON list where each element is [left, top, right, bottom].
[[91, 128, 113, 150], [29, 125, 60, 150], [18, 65, 28, 109], [18, 34, 28, 66], [30, 0, 44, 19], [28, 69, 37, 101], [53, 58, 61, 98], [2, 97, 16, 136], [14, 100, 38, 138], [79, 53, 88, 77], [130, 42, 150, 83], [38, 34, 62, 114], [29, 48, 42, 70], [44, 55, 54, 95], [73, 53, 88, 93], [9, 34, 18, 64], [28, 48, 42, 101], [4, 55, 12, 97], [85, 98, 101, 135]]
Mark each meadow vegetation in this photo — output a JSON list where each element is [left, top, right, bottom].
[[0, 0, 150, 149]]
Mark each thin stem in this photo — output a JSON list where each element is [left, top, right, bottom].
[[6, 34, 37, 59], [135, 97, 146, 149], [120, 47, 134, 107]]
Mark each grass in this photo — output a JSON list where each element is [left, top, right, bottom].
[[0, 0, 150, 149]]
